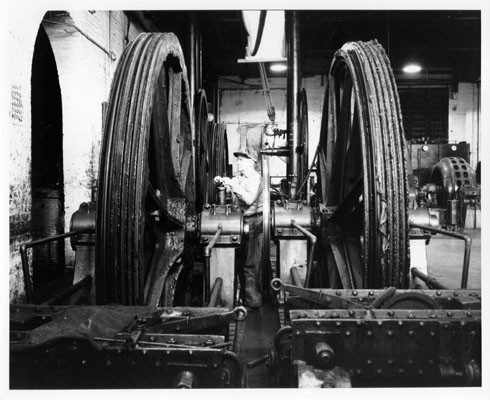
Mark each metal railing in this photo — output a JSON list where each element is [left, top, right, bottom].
[[20, 230, 90, 303], [410, 222, 472, 289]]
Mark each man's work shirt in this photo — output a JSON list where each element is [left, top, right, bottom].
[[230, 169, 263, 216]]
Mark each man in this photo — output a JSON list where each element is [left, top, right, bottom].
[[214, 146, 263, 310]]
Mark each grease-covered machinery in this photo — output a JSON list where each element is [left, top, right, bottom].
[[11, 32, 247, 389], [249, 20, 480, 387], [10, 13, 481, 389]]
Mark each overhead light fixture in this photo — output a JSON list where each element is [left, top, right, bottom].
[[403, 63, 422, 74], [270, 63, 287, 72]]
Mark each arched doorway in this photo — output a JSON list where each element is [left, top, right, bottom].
[[31, 24, 65, 290]]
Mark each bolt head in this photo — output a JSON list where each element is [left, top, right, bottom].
[[317, 349, 334, 369]]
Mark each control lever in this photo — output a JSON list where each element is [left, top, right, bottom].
[[144, 306, 247, 334], [246, 354, 269, 369], [271, 278, 365, 309], [271, 278, 398, 310], [118, 307, 247, 346]]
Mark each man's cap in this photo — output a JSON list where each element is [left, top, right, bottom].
[[233, 147, 258, 162]]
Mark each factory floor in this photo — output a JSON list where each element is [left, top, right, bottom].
[[426, 228, 481, 289], [234, 297, 281, 388]]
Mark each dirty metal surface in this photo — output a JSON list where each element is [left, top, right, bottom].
[[317, 40, 409, 289], [288, 309, 481, 386], [10, 304, 242, 388], [96, 33, 195, 306]]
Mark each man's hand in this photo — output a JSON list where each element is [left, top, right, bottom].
[[214, 176, 232, 187]]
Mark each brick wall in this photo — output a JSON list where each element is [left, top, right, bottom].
[[8, 10, 47, 302], [8, 10, 144, 302]]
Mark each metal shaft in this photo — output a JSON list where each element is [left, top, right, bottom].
[[286, 10, 301, 198], [291, 219, 317, 287], [410, 268, 449, 290], [290, 266, 304, 288], [42, 275, 93, 305], [208, 277, 223, 307], [204, 225, 223, 302]]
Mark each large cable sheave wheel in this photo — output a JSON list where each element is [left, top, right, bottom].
[[195, 89, 209, 211], [317, 40, 410, 289], [96, 33, 195, 306]]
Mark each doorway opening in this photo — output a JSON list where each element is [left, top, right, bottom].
[[31, 24, 65, 290]]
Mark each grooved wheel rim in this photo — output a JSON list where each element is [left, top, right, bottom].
[[297, 88, 309, 199], [96, 33, 194, 306], [195, 89, 209, 211], [318, 40, 410, 289]]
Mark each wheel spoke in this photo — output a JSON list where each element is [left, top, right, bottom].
[[330, 176, 363, 223]]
